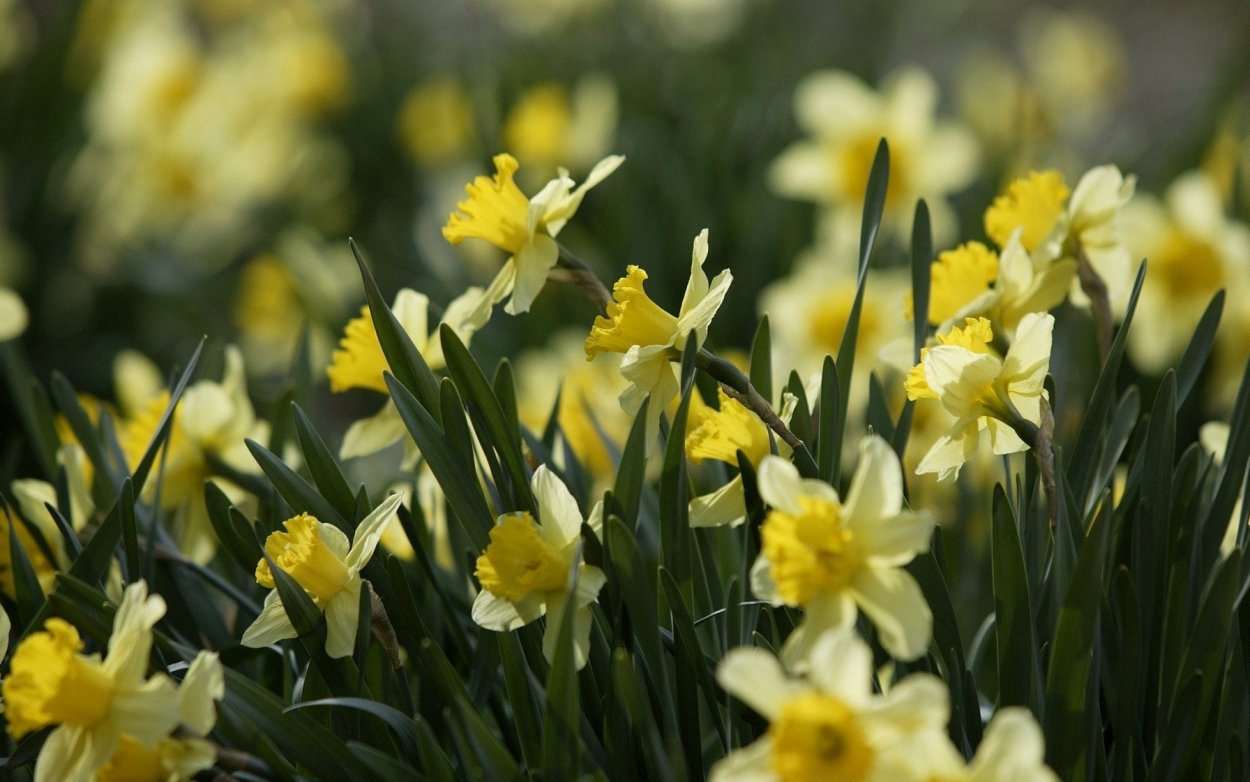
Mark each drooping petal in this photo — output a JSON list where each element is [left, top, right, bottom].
[[240, 590, 299, 648], [842, 435, 904, 530], [178, 652, 224, 735], [110, 673, 181, 746], [505, 234, 560, 315], [915, 428, 978, 482], [324, 585, 362, 659], [339, 401, 408, 460], [849, 566, 933, 661], [345, 493, 406, 573], [471, 589, 543, 631], [806, 626, 875, 707], [689, 476, 748, 528]]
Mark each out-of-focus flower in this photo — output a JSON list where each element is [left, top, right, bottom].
[[685, 388, 795, 528], [397, 77, 477, 168], [243, 493, 404, 658], [94, 651, 225, 782], [769, 67, 980, 249], [2, 582, 180, 782], [118, 346, 266, 563], [483, 0, 607, 38], [984, 166, 1135, 312], [443, 152, 624, 315], [503, 75, 619, 179], [1199, 422, 1247, 558], [0, 486, 66, 598], [1121, 171, 1250, 377], [0, 286, 27, 340], [645, 0, 755, 48], [585, 229, 732, 448], [751, 436, 934, 663], [711, 627, 949, 781], [473, 466, 605, 669], [906, 314, 1052, 482], [0, 0, 34, 70], [894, 706, 1059, 782], [327, 286, 485, 464], [515, 330, 632, 484]]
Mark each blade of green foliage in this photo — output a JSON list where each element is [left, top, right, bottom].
[[909, 199, 932, 362], [246, 438, 348, 532], [991, 485, 1039, 710], [497, 632, 543, 771], [1108, 567, 1144, 778], [613, 399, 649, 527], [611, 647, 680, 781], [817, 356, 840, 484], [1, 344, 59, 477], [412, 713, 458, 782], [661, 365, 694, 593], [1175, 290, 1224, 410], [909, 549, 972, 750], [350, 239, 442, 416], [346, 742, 420, 782], [386, 373, 493, 550], [865, 373, 896, 443], [440, 324, 533, 514], [749, 316, 772, 404], [661, 568, 727, 767], [1045, 497, 1112, 781], [50, 371, 120, 499], [286, 698, 419, 760], [543, 572, 583, 779], [6, 500, 45, 623], [292, 403, 358, 521], [204, 481, 259, 571]]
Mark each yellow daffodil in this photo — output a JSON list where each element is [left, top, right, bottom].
[[906, 314, 1053, 482], [241, 493, 404, 659], [2, 581, 181, 782], [472, 466, 605, 669], [95, 651, 225, 782], [585, 229, 733, 448], [984, 165, 1135, 311], [328, 286, 486, 464], [685, 388, 796, 528], [893, 707, 1059, 782], [751, 436, 935, 663], [711, 627, 950, 782], [0, 285, 27, 340], [2, 480, 76, 597], [503, 75, 619, 178], [443, 151, 624, 316], [769, 67, 980, 248], [396, 77, 476, 167]]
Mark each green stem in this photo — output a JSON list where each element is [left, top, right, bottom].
[[554, 244, 612, 315], [1076, 247, 1113, 366]]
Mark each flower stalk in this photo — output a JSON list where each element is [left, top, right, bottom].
[[1076, 247, 1113, 365]]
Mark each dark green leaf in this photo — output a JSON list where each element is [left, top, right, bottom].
[[292, 403, 358, 521], [749, 316, 772, 404]]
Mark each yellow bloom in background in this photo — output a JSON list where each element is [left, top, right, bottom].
[[443, 151, 624, 315], [769, 67, 980, 249], [585, 229, 733, 449], [328, 286, 486, 464], [751, 436, 935, 664], [397, 76, 476, 167], [0, 489, 65, 598], [242, 493, 403, 659], [907, 314, 1053, 482], [0, 285, 27, 340], [894, 705, 1059, 782], [473, 466, 605, 669], [503, 75, 619, 179], [1121, 170, 1250, 379], [2, 582, 180, 782], [711, 627, 950, 782]]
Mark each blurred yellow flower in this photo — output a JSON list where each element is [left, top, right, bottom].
[[0, 286, 27, 340], [504, 75, 619, 178], [711, 628, 949, 781], [473, 466, 605, 669], [397, 77, 476, 167], [893, 705, 1059, 782], [751, 436, 934, 663], [585, 229, 732, 448], [3, 582, 180, 782], [443, 151, 624, 315], [769, 67, 980, 247], [243, 494, 403, 658]]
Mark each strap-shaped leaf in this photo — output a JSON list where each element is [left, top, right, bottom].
[[246, 438, 348, 532], [749, 315, 773, 404], [291, 403, 358, 521]]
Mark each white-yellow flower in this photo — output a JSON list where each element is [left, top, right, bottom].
[[241, 493, 404, 659], [711, 627, 950, 782], [906, 314, 1053, 482], [769, 67, 980, 248], [327, 286, 486, 464], [2, 581, 180, 782], [893, 706, 1059, 782], [0, 285, 27, 340], [472, 466, 605, 670], [584, 229, 733, 448], [751, 436, 935, 663], [443, 151, 624, 316]]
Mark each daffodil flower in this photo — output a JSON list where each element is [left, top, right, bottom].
[[472, 466, 605, 670], [751, 436, 935, 663], [0, 285, 27, 341], [585, 229, 733, 448], [906, 314, 1053, 482], [711, 627, 950, 782], [443, 152, 624, 316], [892, 707, 1060, 782], [2, 581, 181, 782], [241, 493, 404, 659], [327, 286, 486, 464], [685, 388, 796, 528]]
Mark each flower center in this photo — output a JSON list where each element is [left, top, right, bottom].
[[95, 734, 167, 782], [984, 170, 1069, 252], [1154, 228, 1223, 299], [442, 153, 532, 254], [327, 305, 390, 394], [761, 496, 858, 605], [927, 242, 999, 324], [770, 693, 874, 782], [255, 514, 351, 605], [836, 134, 908, 206], [686, 389, 772, 466], [584, 265, 679, 358], [475, 513, 570, 602], [3, 619, 115, 738]]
